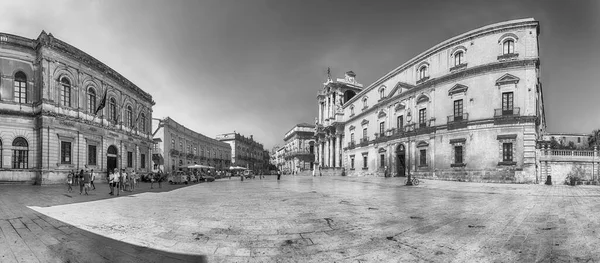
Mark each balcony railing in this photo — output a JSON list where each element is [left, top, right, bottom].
[[494, 107, 520, 117], [447, 113, 469, 123], [347, 141, 356, 149], [359, 137, 369, 146]]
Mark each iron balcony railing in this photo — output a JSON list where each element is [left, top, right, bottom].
[[494, 107, 520, 117], [347, 141, 356, 148], [447, 113, 469, 123]]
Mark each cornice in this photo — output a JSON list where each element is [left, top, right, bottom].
[[343, 19, 538, 106], [345, 58, 539, 124]]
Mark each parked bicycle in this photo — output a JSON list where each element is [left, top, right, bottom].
[[404, 177, 420, 186]]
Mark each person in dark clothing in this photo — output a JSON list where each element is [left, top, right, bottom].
[[90, 169, 96, 190], [78, 169, 85, 195], [277, 170, 281, 181]]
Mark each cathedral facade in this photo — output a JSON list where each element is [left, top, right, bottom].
[[315, 18, 546, 183], [0, 31, 154, 184]]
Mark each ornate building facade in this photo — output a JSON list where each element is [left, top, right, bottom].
[[215, 132, 268, 172], [316, 18, 546, 183], [152, 117, 231, 173], [0, 31, 155, 184], [282, 123, 315, 174]]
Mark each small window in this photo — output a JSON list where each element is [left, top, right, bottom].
[[140, 113, 146, 133], [14, 71, 27, 104], [87, 88, 96, 113], [502, 143, 513, 162], [578, 137, 581, 143], [88, 145, 97, 165], [379, 88, 385, 99], [126, 106, 133, 128], [127, 152, 133, 167], [380, 154, 385, 168], [141, 154, 146, 169], [454, 99, 463, 120], [419, 66, 428, 80], [362, 128, 367, 139], [454, 145, 463, 164], [61, 141, 72, 164], [362, 97, 368, 108], [351, 157, 355, 169], [171, 139, 175, 149], [419, 149, 427, 166], [397, 115, 403, 130], [419, 108, 427, 127], [61, 77, 71, 107], [109, 98, 118, 123], [502, 92, 514, 115], [363, 155, 368, 168], [350, 133, 354, 143], [454, 51, 464, 66], [503, 39, 515, 54], [350, 106, 354, 115], [379, 122, 385, 135]]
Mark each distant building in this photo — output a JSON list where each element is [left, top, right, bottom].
[[315, 18, 546, 183], [283, 123, 316, 174], [215, 132, 268, 172], [152, 117, 231, 173], [542, 133, 590, 149], [0, 31, 154, 184]]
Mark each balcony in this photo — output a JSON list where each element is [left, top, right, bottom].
[[347, 141, 356, 149], [449, 63, 467, 72], [284, 150, 315, 160], [359, 137, 370, 147], [497, 53, 519, 61], [494, 107, 520, 117], [169, 149, 180, 157], [416, 76, 430, 85], [447, 113, 469, 130], [374, 132, 387, 143]]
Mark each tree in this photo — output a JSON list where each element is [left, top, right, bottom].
[[588, 129, 600, 149]]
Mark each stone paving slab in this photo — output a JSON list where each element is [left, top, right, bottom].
[[2, 176, 600, 262]]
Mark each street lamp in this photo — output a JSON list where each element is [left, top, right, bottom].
[[405, 109, 413, 186]]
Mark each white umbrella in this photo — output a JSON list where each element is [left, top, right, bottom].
[[229, 166, 247, 170], [188, 164, 212, 169]]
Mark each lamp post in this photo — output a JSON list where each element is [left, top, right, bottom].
[[405, 109, 413, 186]]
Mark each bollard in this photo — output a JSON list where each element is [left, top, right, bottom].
[[545, 175, 552, 185]]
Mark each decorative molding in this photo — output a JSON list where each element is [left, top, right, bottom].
[[378, 147, 387, 153], [497, 134, 517, 140], [416, 94, 430, 104], [495, 73, 520, 86], [498, 32, 519, 43], [361, 119, 369, 126], [394, 103, 406, 112], [377, 110, 386, 119], [416, 141, 429, 148], [448, 84, 468, 96], [349, 125, 355, 131], [449, 138, 467, 144]]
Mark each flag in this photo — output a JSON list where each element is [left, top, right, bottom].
[[94, 89, 107, 116]]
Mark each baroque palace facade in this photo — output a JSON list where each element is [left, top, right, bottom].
[[0, 31, 154, 184], [152, 117, 231, 173], [282, 123, 315, 174], [215, 132, 269, 173], [315, 18, 546, 183]]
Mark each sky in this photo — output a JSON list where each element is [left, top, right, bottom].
[[0, 0, 598, 150]]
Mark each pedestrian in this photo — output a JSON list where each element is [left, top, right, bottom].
[[277, 170, 281, 181], [131, 170, 137, 191], [384, 166, 389, 177], [108, 170, 115, 196], [83, 170, 91, 195], [114, 169, 121, 196], [78, 169, 85, 194], [120, 169, 126, 192], [90, 169, 96, 190], [67, 171, 73, 192], [150, 172, 156, 189], [73, 169, 79, 187]]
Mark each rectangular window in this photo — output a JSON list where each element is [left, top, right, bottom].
[[380, 154, 385, 168], [578, 137, 581, 143], [419, 149, 427, 166], [397, 115, 403, 131], [419, 108, 427, 127], [127, 151, 133, 167], [454, 99, 463, 120], [502, 92, 514, 115], [14, 80, 27, 104], [454, 146, 463, 164], [350, 133, 354, 143], [61, 141, 72, 164], [141, 154, 146, 169], [62, 87, 71, 107], [12, 149, 28, 169], [503, 143, 513, 162], [363, 155, 368, 168], [351, 157, 355, 169], [362, 128, 367, 139], [88, 145, 97, 166], [379, 122, 385, 135]]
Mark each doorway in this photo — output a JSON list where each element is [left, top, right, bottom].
[[107, 145, 118, 177], [396, 144, 406, 177]]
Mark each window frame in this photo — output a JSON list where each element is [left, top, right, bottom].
[[418, 65, 428, 80], [502, 39, 515, 55], [454, 99, 463, 120], [87, 144, 97, 166], [13, 72, 27, 104], [363, 155, 368, 168], [454, 145, 463, 164], [127, 151, 133, 168], [87, 88, 96, 113], [502, 92, 514, 115], [454, 50, 464, 66], [419, 108, 427, 127], [109, 98, 118, 123], [362, 128, 367, 139], [141, 153, 146, 169], [379, 122, 385, 135], [419, 149, 427, 166], [61, 141, 72, 164], [61, 77, 72, 107], [397, 115, 403, 131], [502, 143, 513, 162], [380, 154, 385, 168], [12, 137, 29, 169]]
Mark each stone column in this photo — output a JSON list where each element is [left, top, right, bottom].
[[321, 142, 325, 166], [318, 102, 323, 123], [326, 137, 331, 167], [338, 134, 343, 168]]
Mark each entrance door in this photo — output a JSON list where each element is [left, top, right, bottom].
[[107, 145, 118, 177], [396, 144, 406, 177]]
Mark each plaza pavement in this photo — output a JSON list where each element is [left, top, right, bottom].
[[1, 175, 600, 263]]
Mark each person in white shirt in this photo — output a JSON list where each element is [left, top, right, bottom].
[[114, 169, 121, 196], [108, 170, 115, 196]]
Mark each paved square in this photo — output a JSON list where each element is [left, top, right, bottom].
[[3, 176, 600, 262]]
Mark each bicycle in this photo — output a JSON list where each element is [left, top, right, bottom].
[[404, 177, 420, 186]]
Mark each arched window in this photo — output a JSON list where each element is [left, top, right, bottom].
[[109, 98, 117, 123], [87, 88, 96, 113], [454, 51, 464, 66], [140, 113, 146, 133], [379, 87, 385, 99], [14, 71, 27, 104], [503, 39, 515, 54], [350, 105, 355, 115], [418, 66, 428, 80], [362, 97, 368, 108], [126, 106, 133, 128], [12, 137, 28, 169], [61, 77, 71, 107]]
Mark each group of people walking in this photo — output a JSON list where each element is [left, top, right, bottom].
[[107, 168, 140, 196], [66, 169, 96, 195]]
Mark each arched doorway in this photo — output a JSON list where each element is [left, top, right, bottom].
[[396, 144, 406, 177], [107, 145, 118, 177]]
